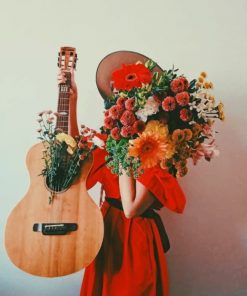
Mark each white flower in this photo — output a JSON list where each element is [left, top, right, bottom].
[[196, 102, 207, 112], [135, 96, 160, 122], [92, 135, 105, 149], [192, 139, 219, 165], [135, 109, 148, 122], [189, 101, 197, 110], [195, 91, 207, 100]]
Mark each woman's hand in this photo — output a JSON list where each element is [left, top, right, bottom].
[[57, 68, 77, 99], [57, 68, 79, 137]]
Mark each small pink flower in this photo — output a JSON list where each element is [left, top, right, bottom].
[[37, 111, 45, 117], [111, 127, 121, 140], [202, 124, 214, 137], [180, 108, 192, 121], [120, 126, 133, 138], [55, 128, 63, 133], [162, 96, 176, 111], [175, 92, 190, 106], [192, 139, 219, 165], [79, 154, 86, 161], [125, 98, 136, 111], [135, 96, 160, 121], [36, 128, 42, 133], [53, 112, 61, 117], [47, 117, 54, 124], [78, 142, 87, 149], [37, 118, 42, 123]]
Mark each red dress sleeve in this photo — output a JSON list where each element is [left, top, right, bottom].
[[137, 166, 186, 213], [86, 147, 107, 190]]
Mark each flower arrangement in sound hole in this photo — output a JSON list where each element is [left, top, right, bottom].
[[103, 61, 225, 178], [37, 110, 98, 200]]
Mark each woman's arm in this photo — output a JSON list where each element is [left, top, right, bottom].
[[58, 68, 79, 137], [119, 170, 156, 218], [68, 69, 79, 137]]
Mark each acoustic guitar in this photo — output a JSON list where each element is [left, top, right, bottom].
[[5, 47, 104, 277]]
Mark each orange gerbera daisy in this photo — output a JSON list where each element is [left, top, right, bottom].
[[128, 133, 167, 169]]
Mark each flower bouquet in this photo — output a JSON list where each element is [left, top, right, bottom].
[[102, 60, 225, 178], [37, 111, 98, 201]]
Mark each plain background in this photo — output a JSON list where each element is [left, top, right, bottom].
[[1, 0, 247, 295]]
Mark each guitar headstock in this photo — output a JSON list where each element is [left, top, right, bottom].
[[57, 47, 78, 70]]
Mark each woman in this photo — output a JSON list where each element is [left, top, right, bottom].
[[59, 51, 186, 296]]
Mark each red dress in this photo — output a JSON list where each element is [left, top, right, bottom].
[[81, 147, 186, 296]]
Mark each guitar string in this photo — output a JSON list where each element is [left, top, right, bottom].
[[55, 60, 73, 224], [57, 83, 70, 193], [46, 53, 74, 226]]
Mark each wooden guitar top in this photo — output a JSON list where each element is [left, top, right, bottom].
[[5, 143, 104, 277]]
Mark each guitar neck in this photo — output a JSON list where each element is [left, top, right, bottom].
[[56, 47, 78, 137], [56, 83, 70, 134]]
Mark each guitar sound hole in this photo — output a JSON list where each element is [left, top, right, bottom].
[[45, 175, 71, 193]]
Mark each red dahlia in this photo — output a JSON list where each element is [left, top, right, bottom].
[[170, 77, 189, 93], [180, 108, 192, 122], [104, 116, 115, 129], [111, 63, 152, 91], [125, 98, 136, 111], [162, 96, 176, 111], [120, 126, 133, 138], [180, 77, 189, 90], [133, 120, 146, 134], [120, 110, 136, 126], [109, 105, 124, 119], [111, 127, 121, 140], [175, 91, 190, 106], [117, 97, 127, 106]]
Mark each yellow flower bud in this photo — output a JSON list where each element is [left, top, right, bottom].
[[196, 82, 202, 89], [198, 77, 204, 83], [200, 71, 207, 78], [218, 102, 225, 121]]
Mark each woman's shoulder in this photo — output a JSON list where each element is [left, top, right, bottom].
[[91, 133, 108, 166]]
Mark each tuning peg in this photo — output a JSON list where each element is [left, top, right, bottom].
[[57, 62, 60, 67]]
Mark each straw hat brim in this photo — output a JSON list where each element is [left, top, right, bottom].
[[96, 50, 163, 100]]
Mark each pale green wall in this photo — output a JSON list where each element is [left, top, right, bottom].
[[0, 0, 246, 295]]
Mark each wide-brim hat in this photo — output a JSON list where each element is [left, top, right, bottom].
[[96, 50, 163, 100]]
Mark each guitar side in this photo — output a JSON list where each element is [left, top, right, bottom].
[[5, 143, 104, 277]]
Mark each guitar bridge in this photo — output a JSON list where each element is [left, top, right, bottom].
[[33, 223, 77, 235]]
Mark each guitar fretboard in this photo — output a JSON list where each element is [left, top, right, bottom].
[[56, 83, 70, 134]]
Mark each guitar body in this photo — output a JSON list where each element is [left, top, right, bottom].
[[5, 143, 104, 277]]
